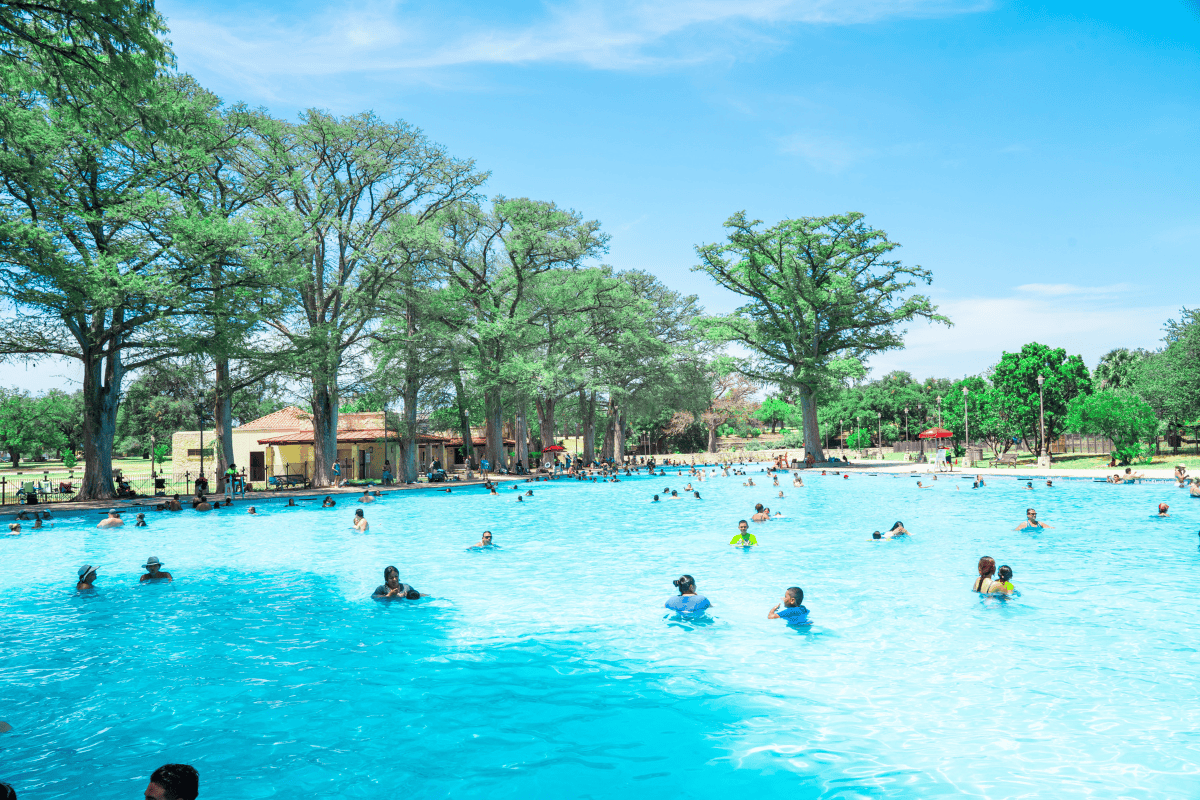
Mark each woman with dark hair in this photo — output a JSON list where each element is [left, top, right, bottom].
[[664, 575, 711, 616], [373, 566, 422, 599], [972, 556, 1004, 594]]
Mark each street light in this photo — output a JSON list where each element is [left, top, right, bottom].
[[936, 395, 943, 428], [877, 411, 883, 460], [193, 401, 210, 492], [1037, 373, 1048, 467], [962, 386, 970, 468], [904, 406, 909, 443]]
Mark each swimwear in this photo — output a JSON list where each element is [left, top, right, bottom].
[[665, 594, 711, 615], [729, 533, 759, 546], [777, 605, 812, 627]]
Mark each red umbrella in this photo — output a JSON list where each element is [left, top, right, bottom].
[[917, 427, 954, 439], [542, 444, 566, 452]]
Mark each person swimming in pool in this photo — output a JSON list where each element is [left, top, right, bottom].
[[972, 556, 1005, 594], [468, 531, 496, 549], [287, 498, 297, 507], [322, 496, 336, 508], [768, 587, 811, 627], [996, 564, 1015, 594], [372, 566, 423, 599], [135, 513, 147, 527], [140, 556, 173, 582], [916, 481, 932, 489], [888, 521, 909, 536], [1158, 503, 1169, 517], [1015, 508, 1052, 530], [353, 509, 369, 532], [7, 523, 20, 536], [97, 510, 124, 528], [359, 490, 375, 503], [76, 565, 97, 592], [730, 520, 758, 548], [664, 574, 711, 616], [651, 495, 660, 502]]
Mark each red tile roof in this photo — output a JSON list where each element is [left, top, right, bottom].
[[237, 405, 311, 431]]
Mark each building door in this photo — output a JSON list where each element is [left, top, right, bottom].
[[249, 451, 265, 482]]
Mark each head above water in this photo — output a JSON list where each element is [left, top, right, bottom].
[[148, 763, 199, 800], [977, 556, 996, 578], [784, 586, 803, 606], [355, 508, 364, 518], [890, 521, 904, 531], [383, 566, 399, 584], [738, 519, 749, 532], [997, 565, 1013, 582], [673, 574, 696, 594]]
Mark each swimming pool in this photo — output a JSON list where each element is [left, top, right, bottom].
[[1, 471, 1197, 798]]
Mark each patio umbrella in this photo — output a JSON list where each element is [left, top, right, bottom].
[[542, 444, 566, 452], [917, 427, 954, 439]]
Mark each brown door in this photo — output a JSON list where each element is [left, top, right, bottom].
[[249, 451, 265, 482]]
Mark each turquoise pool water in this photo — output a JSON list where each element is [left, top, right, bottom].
[[1, 471, 1198, 798]]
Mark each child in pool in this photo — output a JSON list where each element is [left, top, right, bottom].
[[997, 565, 1015, 594], [767, 587, 811, 627]]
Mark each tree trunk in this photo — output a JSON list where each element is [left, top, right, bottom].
[[535, 395, 557, 450], [310, 378, 338, 488], [797, 387, 825, 462], [580, 389, 597, 465], [614, 409, 626, 464], [706, 422, 718, 453], [213, 357, 234, 493], [79, 342, 122, 501], [483, 387, 504, 468], [515, 400, 530, 470], [449, 357, 475, 467], [400, 362, 419, 484]]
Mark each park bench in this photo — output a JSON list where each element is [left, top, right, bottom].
[[269, 474, 309, 490], [994, 453, 1020, 468]]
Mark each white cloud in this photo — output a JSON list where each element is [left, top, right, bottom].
[[1014, 283, 1130, 297], [777, 132, 872, 172], [866, 291, 1174, 380], [161, 0, 991, 89]]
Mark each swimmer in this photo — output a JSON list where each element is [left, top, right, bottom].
[[777, 491, 784, 498], [97, 510, 124, 528], [1015, 508, 1051, 530], [140, 556, 173, 582], [359, 490, 375, 503], [287, 498, 296, 507], [730, 520, 758, 547], [372, 565, 424, 599], [322, 496, 336, 507], [772, 510, 784, 518], [651, 495, 660, 502], [975, 475, 986, 487], [443, 488, 451, 493], [972, 556, 1004, 594], [248, 506, 258, 515], [468, 531, 496, 549], [685, 483, 693, 492], [166, 494, 183, 511], [135, 513, 147, 527], [525, 490, 533, 496], [669, 490, 680, 499], [843, 474, 849, 480], [772, 476, 780, 486], [1045, 479, 1053, 487], [664, 574, 711, 616], [888, 521, 909, 536], [353, 509, 369, 531], [194, 496, 212, 512], [1158, 503, 1169, 517], [517, 496, 524, 502], [76, 565, 97, 591], [997, 565, 1015, 594], [1024, 481, 1034, 490], [488, 485, 498, 495], [693, 492, 701, 499], [6, 523, 19, 536], [792, 476, 803, 487], [767, 587, 811, 627], [916, 481, 932, 489]]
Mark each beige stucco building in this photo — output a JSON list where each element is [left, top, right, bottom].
[[171, 407, 472, 488]]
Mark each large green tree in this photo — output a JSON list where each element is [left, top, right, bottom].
[[1067, 390, 1158, 465], [693, 212, 949, 462], [991, 342, 1091, 456]]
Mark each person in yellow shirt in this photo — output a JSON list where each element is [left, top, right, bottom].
[[729, 519, 758, 548]]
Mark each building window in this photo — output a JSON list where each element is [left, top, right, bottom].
[[187, 448, 214, 457]]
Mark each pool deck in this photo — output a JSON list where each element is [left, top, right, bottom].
[[812, 458, 1182, 481], [0, 473, 531, 518]]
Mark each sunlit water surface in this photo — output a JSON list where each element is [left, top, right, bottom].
[[1, 470, 1198, 798]]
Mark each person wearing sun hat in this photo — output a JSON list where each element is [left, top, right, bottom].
[[140, 556, 173, 582], [76, 565, 97, 591]]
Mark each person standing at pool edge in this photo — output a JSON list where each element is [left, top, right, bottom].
[[664, 574, 711, 616]]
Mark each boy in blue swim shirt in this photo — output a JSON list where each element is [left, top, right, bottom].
[[768, 587, 811, 628]]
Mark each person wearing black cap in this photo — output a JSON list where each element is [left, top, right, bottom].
[[76, 565, 97, 591], [140, 557, 173, 583], [144, 763, 198, 800]]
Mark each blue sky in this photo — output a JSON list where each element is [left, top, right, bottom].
[[10, 0, 1200, 391]]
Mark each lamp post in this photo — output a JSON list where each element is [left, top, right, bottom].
[[194, 402, 210, 491], [856, 415, 861, 453], [839, 419, 843, 455], [962, 386, 970, 468], [936, 395, 943, 428], [1037, 374, 1050, 469], [877, 411, 883, 460], [904, 406, 909, 443]]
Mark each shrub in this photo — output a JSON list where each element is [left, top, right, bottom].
[[63, 451, 77, 468], [778, 430, 805, 449]]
